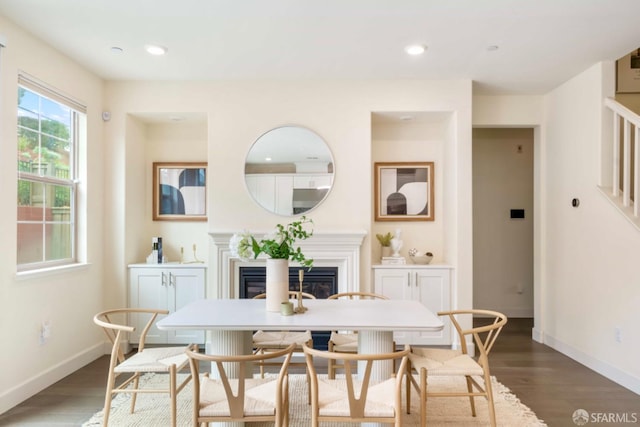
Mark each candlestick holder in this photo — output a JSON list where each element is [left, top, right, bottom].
[[295, 269, 307, 313]]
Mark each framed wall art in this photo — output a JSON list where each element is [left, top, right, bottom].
[[616, 48, 640, 93], [153, 162, 207, 221], [374, 161, 434, 222]]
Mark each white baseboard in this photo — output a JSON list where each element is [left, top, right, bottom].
[[531, 327, 544, 343], [0, 343, 104, 415], [544, 333, 640, 395]]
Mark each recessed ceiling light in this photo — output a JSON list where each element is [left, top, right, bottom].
[[265, 157, 272, 162], [405, 44, 427, 56], [145, 44, 167, 56]]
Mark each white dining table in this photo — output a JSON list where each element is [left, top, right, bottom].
[[157, 298, 443, 426]]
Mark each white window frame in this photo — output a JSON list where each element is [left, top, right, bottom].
[[17, 73, 85, 272]]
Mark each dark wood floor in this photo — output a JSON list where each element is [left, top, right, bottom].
[[489, 319, 640, 426], [1, 318, 639, 426]]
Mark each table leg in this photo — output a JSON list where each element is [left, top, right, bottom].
[[206, 330, 253, 427], [358, 330, 394, 427]]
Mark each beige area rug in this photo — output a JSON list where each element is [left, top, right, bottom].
[[83, 373, 546, 426]]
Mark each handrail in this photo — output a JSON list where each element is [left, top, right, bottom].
[[605, 97, 640, 128]]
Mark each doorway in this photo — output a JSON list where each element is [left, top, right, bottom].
[[472, 128, 534, 318]]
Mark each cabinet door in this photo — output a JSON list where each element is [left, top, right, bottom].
[[274, 175, 294, 216], [245, 175, 276, 212], [374, 268, 409, 300], [413, 269, 451, 345], [166, 268, 206, 344], [374, 267, 452, 346], [374, 268, 413, 344], [129, 268, 168, 344]]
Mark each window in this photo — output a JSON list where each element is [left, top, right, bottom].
[[17, 74, 85, 271]]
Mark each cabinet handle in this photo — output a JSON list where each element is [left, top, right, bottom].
[[415, 272, 418, 286], [407, 272, 411, 286], [169, 273, 175, 286], [161, 272, 167, 286]]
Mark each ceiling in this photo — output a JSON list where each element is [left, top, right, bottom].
[[1, 0, 639, 95]]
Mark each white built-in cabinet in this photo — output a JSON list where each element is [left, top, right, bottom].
[[128, 263, 206, 345], [245, 173, 333, 216], [373, 265, 452, 345], [245, 174, 294, 216]]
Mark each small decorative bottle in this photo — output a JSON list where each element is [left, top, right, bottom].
[[151, 238, 159, 264]]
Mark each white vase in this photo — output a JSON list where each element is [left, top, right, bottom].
[[266, 258, 289, 312]]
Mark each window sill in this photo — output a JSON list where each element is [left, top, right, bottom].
[[16, 262, 91, 281]]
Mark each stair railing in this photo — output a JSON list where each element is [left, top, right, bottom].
[[603, 97, 640, 229]]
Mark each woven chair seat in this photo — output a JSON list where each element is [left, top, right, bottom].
[[328, 331, 358, 351], [198, 377, 279, 417], [315, 378, 397, 418], [253, 330, 312, 347], [114, 346, 190, 373], [409, 347, 484, 376]]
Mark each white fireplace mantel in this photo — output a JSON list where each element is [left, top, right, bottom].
[[208, 230, 367, 299]]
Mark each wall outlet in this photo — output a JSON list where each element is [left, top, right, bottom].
[[614, 326, 622, 343], [40, 320, 51, 345]]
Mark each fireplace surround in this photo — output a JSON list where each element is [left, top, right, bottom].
[[208, 231, 366, 299]]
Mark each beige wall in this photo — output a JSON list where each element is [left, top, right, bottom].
[[542, 62, 640, 392], [103, 80, 474, 305], [371, 115, 449, 264], [0, 15, 105, 412], [472, 128, 534, 317], [133, 117, 209, 264]]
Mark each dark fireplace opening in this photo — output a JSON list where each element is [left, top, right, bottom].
[[239, 266, 338, 350]]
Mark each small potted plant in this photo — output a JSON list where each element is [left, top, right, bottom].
[[376, 232, 393, 258]]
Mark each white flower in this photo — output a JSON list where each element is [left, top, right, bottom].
[[229, 231, 254, 261]]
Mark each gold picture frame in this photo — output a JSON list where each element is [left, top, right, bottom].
[[153, 162, 207, 221], [374, 161, 434, 222]]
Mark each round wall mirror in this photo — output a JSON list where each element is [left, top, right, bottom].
[[245, 125, 334, 216]]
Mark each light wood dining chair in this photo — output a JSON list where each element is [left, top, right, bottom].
[[326, 291, 393, 379], [185, 343, 295, 427], [303, 343, 410, 426], [93, 308, 194, 427], [406, 309, 508, 427]]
